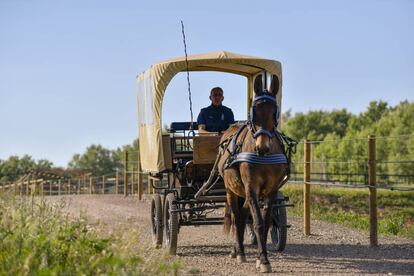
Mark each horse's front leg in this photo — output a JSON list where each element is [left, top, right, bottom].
[[229, 193, 247, 263], [262, 194, 276, 246], [247, 188, 272, 273]]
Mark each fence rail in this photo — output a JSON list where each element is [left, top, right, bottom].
[[1, 133, 413, 247], [0, 173, 150, 197]]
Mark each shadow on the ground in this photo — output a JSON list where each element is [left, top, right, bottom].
[[179, 242, 414, 275], [179, 244, 233, 257], [280, 242, 414, 275]]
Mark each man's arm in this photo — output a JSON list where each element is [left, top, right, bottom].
[[198, 124, 219, 135], [198, 124, 208, 133], [197, 109, 216, 135]]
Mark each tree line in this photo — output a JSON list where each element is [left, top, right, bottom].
[[0, 140, 139, 183], [282, 100, 414, 184], [1, 100, 412, 184]]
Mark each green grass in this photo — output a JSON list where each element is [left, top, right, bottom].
[[0, 192, 181, 275], [281, 184, 414, 240]]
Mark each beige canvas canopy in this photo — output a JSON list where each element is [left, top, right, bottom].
[[136, 50, 282, 172]]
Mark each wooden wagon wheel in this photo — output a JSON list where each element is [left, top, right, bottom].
[[150, 194, 163, 248], [163, 193, 179, 255]]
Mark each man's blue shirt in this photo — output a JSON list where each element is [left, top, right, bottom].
[[197, 104, 235, 132]]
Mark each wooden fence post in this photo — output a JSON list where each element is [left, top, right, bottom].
[[77, 178, 81, 195], [116, 170, 119, 195], [30, 180, 33, 196], [67, 179, 71, 195], [49, 180, 53, 196], [304, 140, 311, 236], [58, 180, 61, 195], [124, 151, 128, 196], [89, 177, 93, 194], [26, 177, 30, 196], [131, 166, 135, 195], [138, 161, 142, 200], [40, 180, 44, 197], [102, 175, 106, 195], [368, 135, 378, 246]]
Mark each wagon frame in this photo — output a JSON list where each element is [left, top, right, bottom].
[[136, 51, 293, 254]]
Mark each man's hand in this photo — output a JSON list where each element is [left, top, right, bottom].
[[198, 124, 221, 136]]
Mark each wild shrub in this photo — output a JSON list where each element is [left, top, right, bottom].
[[0, 193, 180, 275]]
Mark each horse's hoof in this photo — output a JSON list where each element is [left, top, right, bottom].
[[230, 251, 236, 258], [256, 260, 272, 273], [260, 263, 272, 273], [236, 255, 247, 264]]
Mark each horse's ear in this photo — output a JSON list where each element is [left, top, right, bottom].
[[269, 75, 280, 97], [254, 74, 263, 96]]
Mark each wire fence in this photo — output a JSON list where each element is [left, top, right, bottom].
[[292, 134, 414, 244], [288, 133, 414, 192], [0, 168, 150, 197], [1, 134, 413, 247], [1, 133, 413, 195]]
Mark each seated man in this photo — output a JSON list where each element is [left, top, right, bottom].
[[197, 87, 235, 135]]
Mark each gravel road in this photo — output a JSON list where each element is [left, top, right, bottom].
[[47, 195, 414, 275]]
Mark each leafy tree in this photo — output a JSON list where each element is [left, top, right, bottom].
[[348, 100, 389, 132], [0, 155, 53, 183], [283, 109, 353, 141], [68, 144, 121, 176], [283, 100, 413, 185]]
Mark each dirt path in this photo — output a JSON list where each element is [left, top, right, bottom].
[[47, 195, 414, 275]]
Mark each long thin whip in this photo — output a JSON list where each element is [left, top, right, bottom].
[[181, 20, 194, 131]]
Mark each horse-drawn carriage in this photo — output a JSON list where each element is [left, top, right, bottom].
[[136, 51, 296, 272]]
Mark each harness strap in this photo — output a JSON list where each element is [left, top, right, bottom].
[[228, 153, 287, 167], [276, 132, 298, 181], [253, 128, 275, 138], [229, 123, 248, 154], [250, 92, 280, 128], [254, 94, 277, 103]]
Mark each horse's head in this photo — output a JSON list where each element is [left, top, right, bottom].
[[251, 74, 279, 155]]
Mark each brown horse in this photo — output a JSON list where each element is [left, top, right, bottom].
[[217, 74, 288, 273]]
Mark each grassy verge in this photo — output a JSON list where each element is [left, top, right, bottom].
[[281, 184, 414, 240], [0, 192, 180, 275]]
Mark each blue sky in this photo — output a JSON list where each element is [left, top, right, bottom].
[[1, 0, 413, 167]]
